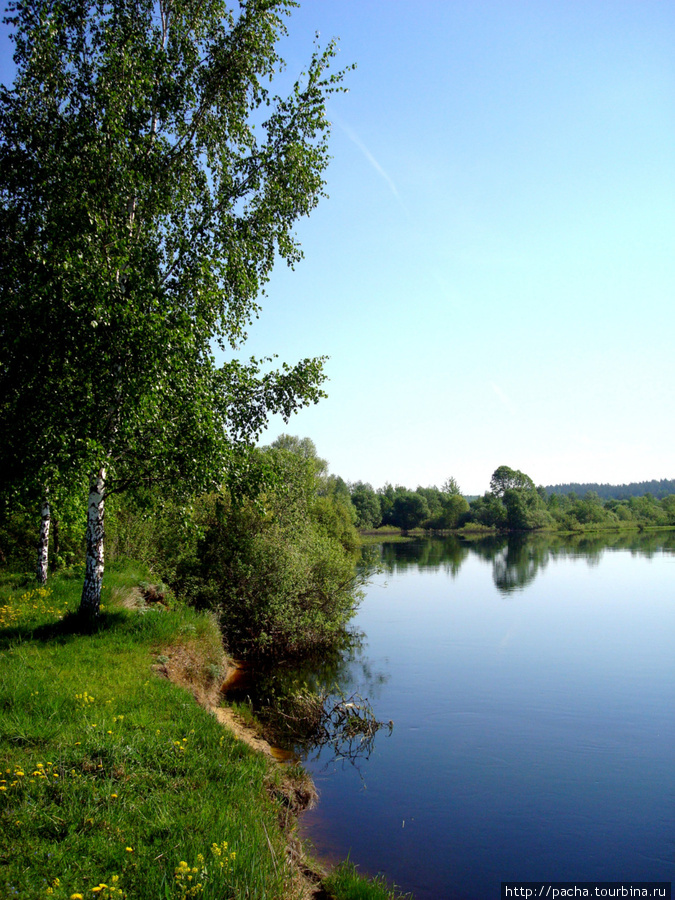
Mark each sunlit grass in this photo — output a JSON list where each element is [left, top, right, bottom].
[[324, 862, 413, 900], [0, 563, 289, 900]]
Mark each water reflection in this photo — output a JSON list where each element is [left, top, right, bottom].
[[225, 531, 675, 768], [376, 530, 675, 593], [225, 628, 391, 768], [301, 530, 675, 900]]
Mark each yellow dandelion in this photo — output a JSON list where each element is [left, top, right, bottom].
[[70, 894, 84, 899], [125, 846, 133, 852]]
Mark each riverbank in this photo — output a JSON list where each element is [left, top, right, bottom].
[[359, 522, 675, 543], [0, 561, 410, 900]]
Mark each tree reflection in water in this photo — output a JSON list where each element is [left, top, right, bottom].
[[373, 529, 675, 594], [224, 626, 392, 771]]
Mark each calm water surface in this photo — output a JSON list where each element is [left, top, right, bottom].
[[295, 534, 675, 899]]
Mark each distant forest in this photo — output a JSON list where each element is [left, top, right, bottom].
[[544, 479, 675, 500], [343, 461, 675, 534]]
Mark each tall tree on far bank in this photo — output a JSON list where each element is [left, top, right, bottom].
[[489, 466, 536, 497], [0, 0, 349, 614]]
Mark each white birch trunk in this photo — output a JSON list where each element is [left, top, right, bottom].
[[80, 468, 106, 617], [36, 493, 50, 584]]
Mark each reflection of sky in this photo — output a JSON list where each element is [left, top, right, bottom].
[[301, 540, 675, 900]]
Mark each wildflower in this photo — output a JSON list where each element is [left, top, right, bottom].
[[71, 894, 84, 899], [125, 847, 133, 853], [110, 793, 118, 799]]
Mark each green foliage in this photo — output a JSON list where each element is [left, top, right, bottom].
[[0, 492, 86, 572], [426, 492, 469, 530], [489, 465, 536, 497], [0, 0, 349, 608], [391, 491, 429, 532], [546, 478, 675, 501], [502, 487, 551, 531], [468, 492, 508, 529], [350, 482, 382, 529], [175, 444, 361, 657]]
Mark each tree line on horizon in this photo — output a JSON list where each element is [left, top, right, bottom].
[[342, 463, 675, 534], [544, 479, 675, 501]]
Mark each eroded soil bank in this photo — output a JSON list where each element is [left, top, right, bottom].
[[154, 637, 327, 899]]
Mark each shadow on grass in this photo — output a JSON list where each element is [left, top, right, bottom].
[[0, 609, 128, 650]]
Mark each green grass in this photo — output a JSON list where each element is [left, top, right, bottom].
[[0, 562, 416, 900], [324, 862, 412, 900], [0, 563, 290, 900], [358, 529, 419, 545]]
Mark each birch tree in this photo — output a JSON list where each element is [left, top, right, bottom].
[[0, 0, 348, 615]]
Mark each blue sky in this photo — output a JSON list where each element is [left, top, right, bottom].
[[2, 2, 673, 494]]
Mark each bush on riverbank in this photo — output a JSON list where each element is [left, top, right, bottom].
[[174, 446, 361, 658]]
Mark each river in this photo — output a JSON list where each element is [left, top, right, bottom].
[[239, 532, 675, 898]]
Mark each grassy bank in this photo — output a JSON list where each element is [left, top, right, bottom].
[[0, 563, 409, 900], [359, 522, 675, 544], [358, 528, 423, 545]]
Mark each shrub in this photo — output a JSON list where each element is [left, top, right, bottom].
[[175, 448, 361, 658]]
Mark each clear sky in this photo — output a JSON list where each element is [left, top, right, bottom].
[[2, 2, 673, 495]]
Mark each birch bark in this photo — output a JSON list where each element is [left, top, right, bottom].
[[80, 468, 106, 616], [36, 493, 50, 584]]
